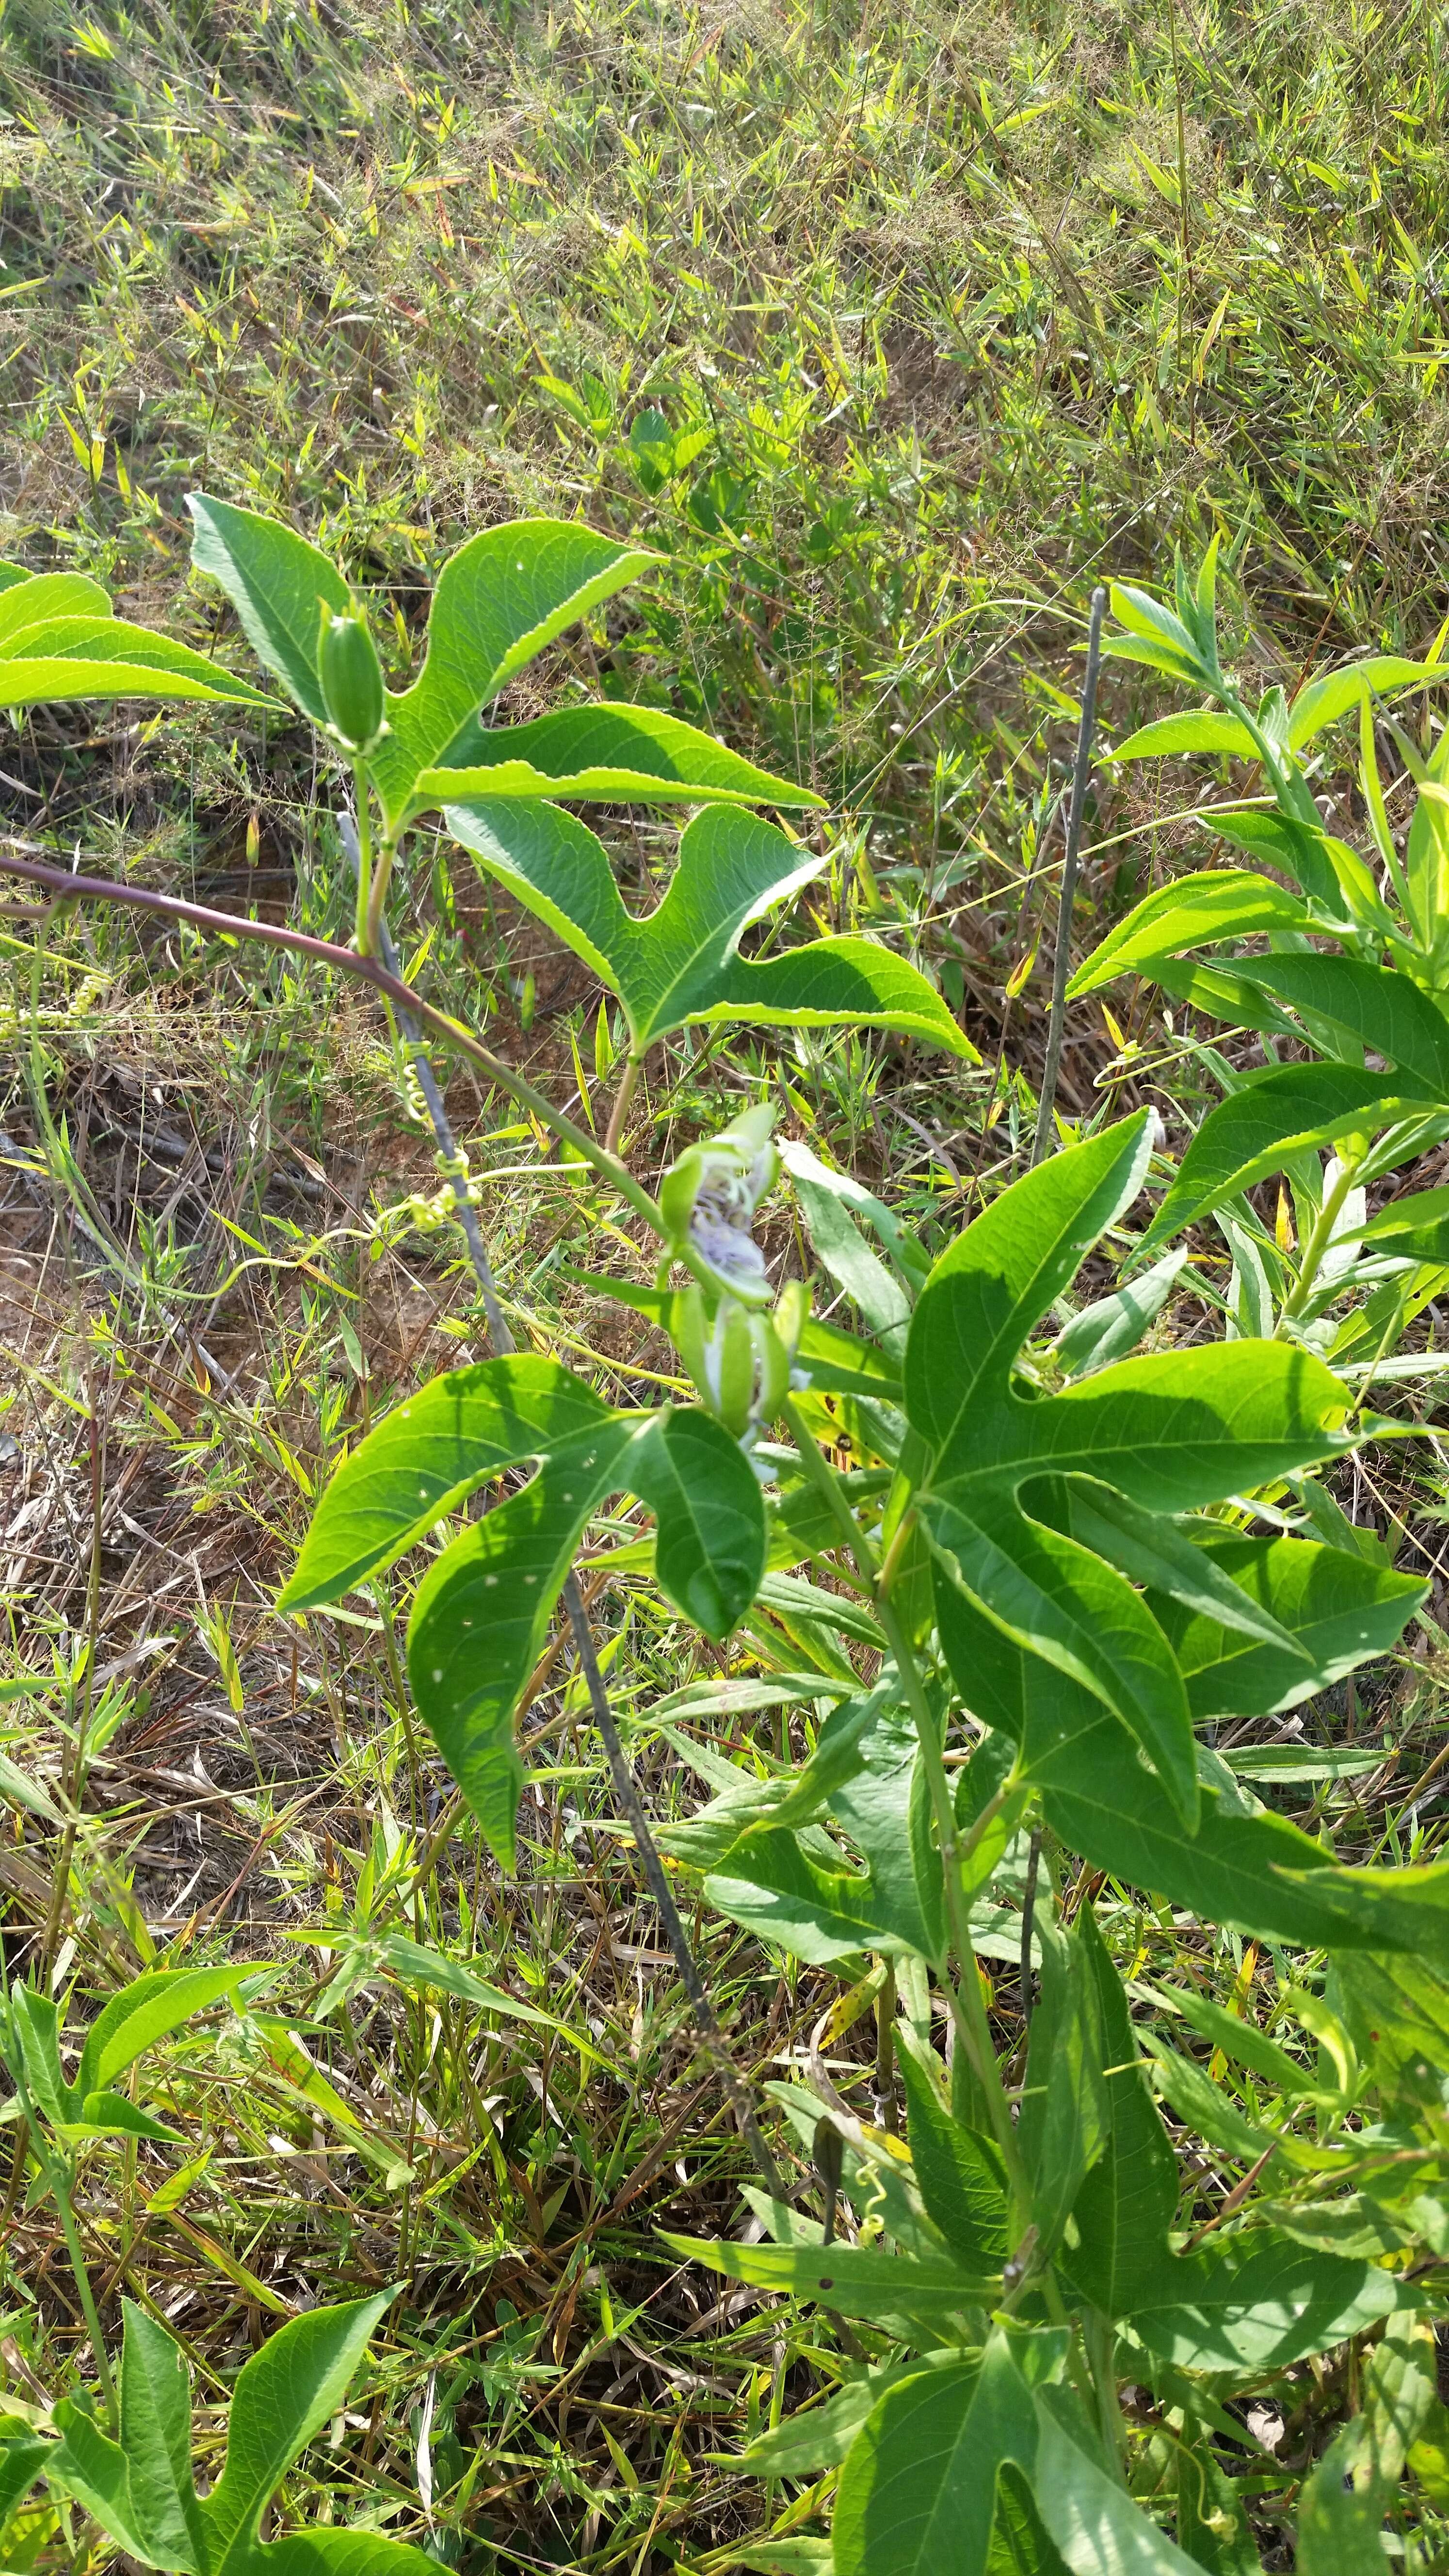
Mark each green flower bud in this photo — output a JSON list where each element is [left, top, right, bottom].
[[752, 1312, 791, 1426], [773, 1278, 810, 1361], [319, 602, 387, 755], [675, 1288, 790, 1442], [714, 1302, 757, 1439], [675, 1284, 712, 1408]]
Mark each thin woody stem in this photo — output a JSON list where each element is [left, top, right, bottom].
[[1031, 585, 1107, 1169]]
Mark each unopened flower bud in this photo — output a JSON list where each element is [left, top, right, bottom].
[[319, 602, 387, 755], [714, 1301, 757, 1439], [773, 1278, 810, 1360], [676, 1287, 790, 1442], [752, 1311, 791, 1425]]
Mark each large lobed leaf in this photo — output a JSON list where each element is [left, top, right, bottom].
[[695, 1703, 944, 1965], [278, 1355, 610, 1610], [190, 496, 819, 830], [939, 1578, 1443, 1962], [828, 2326, 1215, 2576], [281, 1357, 765, 1866], [447, 799, 973, 1056], [370, 518, 660, 811], [904, 1116, 1359, 1823]]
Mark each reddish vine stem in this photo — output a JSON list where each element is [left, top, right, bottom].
[[0, 840, 661, 1237]]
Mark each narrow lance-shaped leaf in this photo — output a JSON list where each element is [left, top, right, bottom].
[[1288, 654, 1441, 747], [1033, 2387, 1222, 2573], [0, 569, 112, 638], [1066, 869, 1310, 1001], [925, 1495, 1199, 1828], [782, 1144, 914, 1352], [75, 1962, 271, 2104], [1136, 1064, 1439, 1258], [376, 1934, 615, 2067], [1360, 1181, 1449, 1258], [1053, 1247, 1188, 1379], [0, 615, 280, 709], [1063, 1482, 1315, 1666], [1209, 953, 1449, 1094], [701, 1716, 944, 1964], [894, 2026, 1009, 2269], [662, 2232, 1001, 2326], [1106, 709, 1260, 761], [117, 2303, 209, 2574], [1061, 1905, 1179, 2319], [200, 2295, 395, 2572], [1016, 1916, 1110, 2254], [188, 492, 351, 723], [1144, 1529, 1424, 1719]]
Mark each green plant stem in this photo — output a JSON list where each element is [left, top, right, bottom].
[[604, 1051, 644, 1157], [1277, 1149, 1365, 1329], [874, 1586, 1031, 2218], [351, 767, 373, 950], [50, 2158, 117, 2432], [874, 1962, 897, 2132], [1018, 1823, 1043, 2034], [779, 1395, 878, 1585], [1084, 2305, 1128, 2475], [778, 1394, 1031, 2209], [1030, 584, 1107, 1168], [1351, 1284, 1412, 1420], [42, 1376, 106, 1976], [364, 828, 400, 961]]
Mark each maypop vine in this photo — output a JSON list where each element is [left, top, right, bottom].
[[0, 513, 1446, 2569]]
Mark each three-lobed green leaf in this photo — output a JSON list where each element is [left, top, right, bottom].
[[281, 1357, 765, 1866], [446, 798, 972, 1057], [905, 1116, 1360, 1824]]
